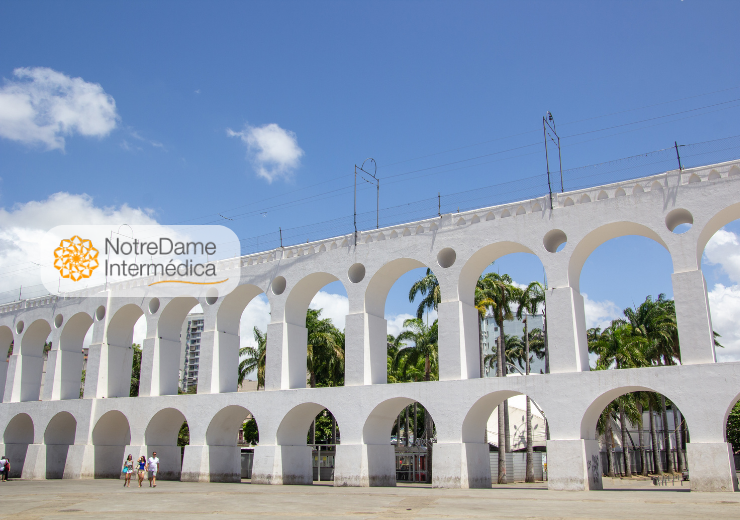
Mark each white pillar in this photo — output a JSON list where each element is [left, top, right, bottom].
[[432, 442, 491, 488], [546, 439, 603, 491], [672, 270, 716, 364], [251, 444, 313, 485], [545, 287, 589, 373], [334, 444, 396, 487], [438, 300, 479, 381], [139, 335, 179, 396], [686, 442, 739, 492], [344, 312, 387, 386], [42, 349, 84, 400], [2, 353, 43, 402]]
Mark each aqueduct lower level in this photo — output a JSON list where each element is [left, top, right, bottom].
[[1, 161, 740, 491]]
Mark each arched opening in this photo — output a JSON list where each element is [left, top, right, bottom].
[[104, 303, 145, 398], [724, 393, 740, 461], [204, 405, 257, 482], [215, 284, 269, 394], [274, 402, 340, 484], [19, 319, 52, 402], [44, 411, 77, 479], [583, 387, 690, 481], [145, 407, 189, 480], [2, 413, 33, 478], [699, 204, 740, 363], [54, 312, 93, 400], [366, 258, 440, 385], [283, 273, 348, 389], [363, 397, 436, 485], [0, 325, 12, 398], [153, 296, 200, 396], [569, 223, 673, 369], [462, 391, 548, 484], [92, 410, 131, 478]]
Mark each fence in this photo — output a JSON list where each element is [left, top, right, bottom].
[[600, 449, 688, 476], [490, 451, 546, 482]]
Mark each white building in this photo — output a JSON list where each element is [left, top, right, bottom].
[[180, 313, 204, 392]]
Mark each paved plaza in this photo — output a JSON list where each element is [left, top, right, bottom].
[[0, 479, 738, 519]]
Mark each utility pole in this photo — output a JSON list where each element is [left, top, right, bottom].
[[354, 158, 379, 245], [674, 141, 683, 171], [543, 112, 564, 208]]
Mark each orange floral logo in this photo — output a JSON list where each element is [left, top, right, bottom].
[[53, 236, 99, 281]]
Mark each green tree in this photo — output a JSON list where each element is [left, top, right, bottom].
[[306, 308, 344, 388], [130, 343, 142, 397], [727, 401, 740, 454], [178, 422, 189, 447], [395, 318, 438, 382], [242, 418, 259, 446], [239, 327, 266, 389], [408, 269, 440, 320]]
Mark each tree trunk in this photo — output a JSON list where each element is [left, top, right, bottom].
[[524, 318, 534, 483], [543, 309, 550, 374], [606, 412, 616, 478], [619, 403, 631, 477], [637, 401, 647, 476], [673, 405, 684, 472], [425, 408, 433, 484], [331, 414, 337, 445], [504, 400, 511, 453], [405, 406, 410, 448], [478, 314, 485, 378], [649, 399, 662, 475], [661, 395, 674, 473], [424, 354, 430, 382], [496, 333, 506, 484], [310, 419, 316, 445], [413, 402, 418, 446]]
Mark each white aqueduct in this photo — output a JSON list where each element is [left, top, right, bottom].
[[1, 160, 740, 492]]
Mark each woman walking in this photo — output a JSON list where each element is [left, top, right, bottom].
[[122, 455, 134, 487], [136, 456, 147, 487]]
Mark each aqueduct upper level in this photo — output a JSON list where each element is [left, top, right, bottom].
[[1, 160, 739, 492]]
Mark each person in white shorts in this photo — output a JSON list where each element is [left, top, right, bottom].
[[147, 451, 160, 487]]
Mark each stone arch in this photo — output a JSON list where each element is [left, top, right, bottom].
[[92, 410, 131, 478], [104, 303, 145, 398], [214, 284, 268, 393], [360, 396, 438, 486], [568, 222, 670, 293], [651, 180, 663, 191], [145, 407, 188, 480], [580, 385, 688, 440], [4, 412, 33, 443], [155, 296, 200, 396], [696, 201, 740, 267], [276, 402, 335, 446], [0, 324, 12, 360], [197, 405, 256, 482], [688, 173, 701, 184], [3, 413, 33, 478], [283, 272, 348, 389], [364, 258, 436, 385], [709, 170, 721, 181], [44, 411, 77, 479], [633, 184, 644, 195], [563, 197, 574, 207], [580, 194, 591, 203], [615, 188, 626, 197], [18, 319, 52, 402], [54, 312, 93, 400], [597, 191, 608, 201]]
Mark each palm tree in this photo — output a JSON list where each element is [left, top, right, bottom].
[[408, 269, 440, 320], [395, 318, 439, 382], [305, 308, 344, 388], [516, 281, 546, 483], [478, 272, 520, 483], [239, 327, 267, 389]]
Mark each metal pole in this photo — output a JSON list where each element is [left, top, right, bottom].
[[377, 179, 379, 229], [557, 134, 564, 192], [279, 227, 283, 248], [543, 117, 553, 209], [438, 193, 441, 217], [675, 141, 683, 171], [353, 166, 358, 245], [317, 445, 321, 482]]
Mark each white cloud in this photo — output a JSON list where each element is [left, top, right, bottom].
[[0, 192, 158, 301], [239, 294, 271, 350], [581, 292, 621, 331], [227, 123, 304, 182], [0, 67, 118, 150], [704, 229, 740, 283], [707, 283, 740, 362], [309, 291, 349, 331]]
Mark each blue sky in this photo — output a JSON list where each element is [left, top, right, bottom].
[[1, 1, 740, 359]]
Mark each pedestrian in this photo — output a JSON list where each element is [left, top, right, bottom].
[[137, 456, 147, 487], [3, 458, 9, 481], [122, 454, 134, 487], [147, 451, 160, 488], [0, 455, 6, 482]]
